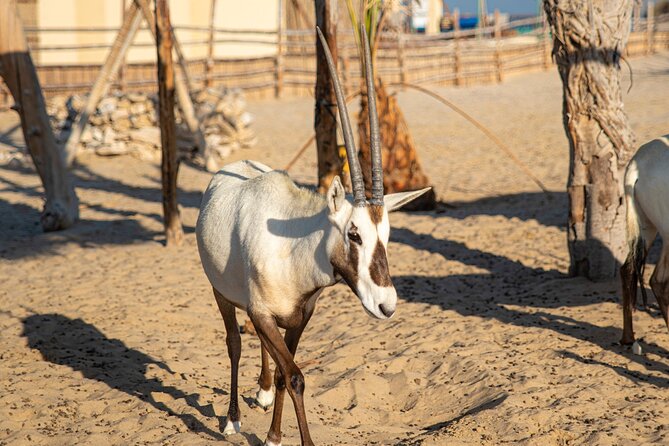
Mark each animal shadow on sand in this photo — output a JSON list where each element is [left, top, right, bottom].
[[21, 313, 262, 444], [391, 204, 669, 389]]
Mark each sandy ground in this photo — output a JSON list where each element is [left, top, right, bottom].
[[1, 52, 669, 446]]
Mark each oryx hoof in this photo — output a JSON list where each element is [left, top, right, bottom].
[[264, 439, 281, 446], [255, 387, 275, 410], [223, 419, 241, 436]]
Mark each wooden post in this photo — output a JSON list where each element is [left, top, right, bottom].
[[647, 1, 655, 54], [493, 9, 502, 83], [453, 8, 462, 86], [275, 0, 284, 98], [340, 45, 350, 95], [397, 31, 407, 85], [64, 1, 143, 165], [0, 0, 78, 231], [155, 0, 184, 247], [119, 0, 127, 93], [542, 8, 551, 70], [633, 0, 641, 31], [205, 0, 217, 88], [135, 0, 213, 170]]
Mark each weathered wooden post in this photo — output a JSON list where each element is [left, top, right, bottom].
[[647, 1, 655, 54], [493, 9, 502, 83], [542, 9, 551, 70], [397, 31, 407, 85], [155, 0, 184, 247], [205, 0, 217, 88], [0, 0, 78, 231], [314, 0, 343, 193], [453, 8, 462, 86], [275, 0, 284, 98]]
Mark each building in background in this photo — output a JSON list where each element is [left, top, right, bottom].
[[16, 0, 279, 65]]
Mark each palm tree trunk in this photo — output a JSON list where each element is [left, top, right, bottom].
[[358, 78, 436, 210], [544, 0, 636, 280], [314, 0, 343, 193]]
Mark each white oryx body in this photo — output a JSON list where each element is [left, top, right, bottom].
[[195, 25, 430, 446], [620, 135, 669, 344]]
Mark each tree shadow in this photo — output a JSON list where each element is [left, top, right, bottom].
[[391, 225, 669, 387], [0, 159, 199, 259], [21, 313, 227, 440], [435, 191, 566, 229]]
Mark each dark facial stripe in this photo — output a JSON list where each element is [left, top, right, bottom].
[[369, 240, 392, 287], [331, 239, 360, 293]]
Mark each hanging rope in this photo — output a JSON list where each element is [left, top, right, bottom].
[[390, 82, 550, 194]]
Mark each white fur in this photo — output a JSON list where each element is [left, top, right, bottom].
[[223, 420, 241, 436], [264, 439, 281, 446], [256, 387, 275, 409], [196, 160, 431, 320]]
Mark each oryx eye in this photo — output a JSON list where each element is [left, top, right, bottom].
[[348, 226, 362, 245]]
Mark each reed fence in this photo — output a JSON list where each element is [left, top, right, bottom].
[[1, 14, 668, 108]]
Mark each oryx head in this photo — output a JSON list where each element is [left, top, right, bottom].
[[317, 26, 430, 320]]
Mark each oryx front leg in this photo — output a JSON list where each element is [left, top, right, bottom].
[[249, 311, 314, 446], [213, 289, 242, 436], [256, 344, 275, 410]]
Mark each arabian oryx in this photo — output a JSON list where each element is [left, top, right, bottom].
[[620, 135, 669, 345], [196, 26, 430, 445]]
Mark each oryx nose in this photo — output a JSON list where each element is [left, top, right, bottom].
[[379, 303, 395, 318]]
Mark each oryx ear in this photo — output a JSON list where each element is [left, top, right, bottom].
[[384, 187, 432, 212], [327, 176, 346, 214]]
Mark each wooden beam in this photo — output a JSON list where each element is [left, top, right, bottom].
[[0, 0, 78, 231], [155, 0, 184, 247], [63, 0, 143, 166], [205, 0, 217, 88]]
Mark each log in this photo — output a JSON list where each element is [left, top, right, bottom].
[[155, 0, 184, 247], [0, 0, 78, 231]]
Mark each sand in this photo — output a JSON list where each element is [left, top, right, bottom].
[[1, 52, 669, 446]]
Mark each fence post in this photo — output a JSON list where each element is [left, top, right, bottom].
[[647, 1, 655, 55], [340, 44, 350, 95], [397, 31, 407, 85], [453, 8, 462, 86], [205, 0, 217, 88], [493, 9, 502, 83], [542, 9, 551, 70], [275, 0, 284, 98]]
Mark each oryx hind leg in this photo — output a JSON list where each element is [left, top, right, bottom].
[[213, 288, 242, 436], [650, 242, 669, 332]]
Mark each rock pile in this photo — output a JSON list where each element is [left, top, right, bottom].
[[47, 87, 256, 161]]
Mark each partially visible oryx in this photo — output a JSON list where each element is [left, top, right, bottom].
[[620, 135, 669, 345], [196, 26, 430, 446]]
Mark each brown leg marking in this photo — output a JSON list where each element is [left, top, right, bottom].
[[213, 289, 242, 429], [249, 310, 315, 446], [259, 344, 273, 393], [621, 254, 637, 345]]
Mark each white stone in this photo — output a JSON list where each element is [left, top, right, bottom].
[[96, 141, 127, 156], [130, 127, 161, 146]]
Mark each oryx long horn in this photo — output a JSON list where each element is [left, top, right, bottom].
[[360, 24, 383, 205], [316, 26, 366, 207]]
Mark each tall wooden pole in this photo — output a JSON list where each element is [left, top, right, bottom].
[[156, 0, 184, 247], [275, 0, 285, 98], [647, 1, 655, 54], [314, 0, 343, 193], [0, 0, 78, 231]]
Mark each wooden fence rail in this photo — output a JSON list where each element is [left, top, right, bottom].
[[1, 14, 668, 108]]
